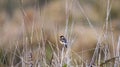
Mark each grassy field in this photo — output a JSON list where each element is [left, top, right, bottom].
[[0, 0, 120, 67]]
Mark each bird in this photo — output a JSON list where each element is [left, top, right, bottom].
[[59, 35, 68, 48]]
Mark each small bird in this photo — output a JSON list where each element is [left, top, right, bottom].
[[59, 35, 68, 48]]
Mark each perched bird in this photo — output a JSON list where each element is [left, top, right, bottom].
[[59, 35, 68, 48]]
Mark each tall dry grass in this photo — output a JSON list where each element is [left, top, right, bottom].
[[0, 0, 120, 67]]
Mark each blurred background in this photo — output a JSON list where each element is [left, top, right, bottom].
[[0, 0, 120, 66]]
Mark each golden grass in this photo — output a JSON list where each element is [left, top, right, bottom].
[[0, 0, 120, 67]]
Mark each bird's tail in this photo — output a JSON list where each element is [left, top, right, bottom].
[[65, 44, 67, 48]]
